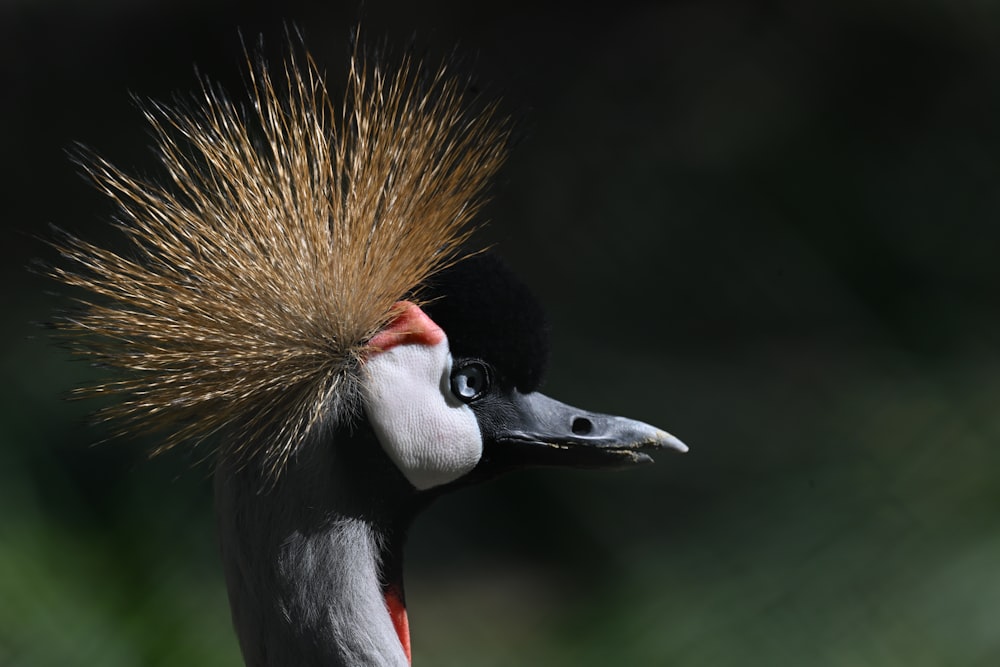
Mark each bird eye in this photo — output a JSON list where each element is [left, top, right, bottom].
[[450, 362, 490, 402]]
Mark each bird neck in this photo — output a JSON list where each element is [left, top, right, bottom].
[[214, 423, 418, 667]]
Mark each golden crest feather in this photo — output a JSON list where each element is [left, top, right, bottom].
[[49, 45, 508, 479]]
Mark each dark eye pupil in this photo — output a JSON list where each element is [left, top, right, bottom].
[[452, 363, 488, 402]]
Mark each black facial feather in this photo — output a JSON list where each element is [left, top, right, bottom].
[[421, 253, 549, 393]]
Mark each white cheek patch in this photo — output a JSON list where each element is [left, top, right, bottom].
[[362, 338, 483, 490]]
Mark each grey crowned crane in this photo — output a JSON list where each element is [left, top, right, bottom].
[[50, 45, 687, 666]]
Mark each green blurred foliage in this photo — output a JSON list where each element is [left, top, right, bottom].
[[4, 1, 1000, 665]]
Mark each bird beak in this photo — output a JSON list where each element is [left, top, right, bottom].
[[483, 391, 687, 470]]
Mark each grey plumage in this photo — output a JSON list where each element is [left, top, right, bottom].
[[216, 431, 407, 666]]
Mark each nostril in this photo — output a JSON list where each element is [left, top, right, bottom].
[[571, 417, 593, 436]]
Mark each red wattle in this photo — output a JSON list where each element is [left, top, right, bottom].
[[384, 587, 412, 664]]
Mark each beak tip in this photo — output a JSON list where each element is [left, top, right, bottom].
[[657, 430, 689, 453]]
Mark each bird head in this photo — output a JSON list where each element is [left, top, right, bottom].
[[48, 46, 685, 490], [361, 252, 686, 493]]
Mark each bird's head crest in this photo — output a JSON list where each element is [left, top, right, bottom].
[[48, 42, 509, 481]]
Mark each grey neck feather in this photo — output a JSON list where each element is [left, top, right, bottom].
[[214, 430, 410, 667]]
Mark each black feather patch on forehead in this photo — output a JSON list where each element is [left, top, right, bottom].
[[421, 253, 548, 393]]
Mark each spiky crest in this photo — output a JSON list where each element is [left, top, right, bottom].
[[49, 45, 508, 480]]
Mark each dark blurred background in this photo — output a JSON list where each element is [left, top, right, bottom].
[[4, 1, 1000, 665]]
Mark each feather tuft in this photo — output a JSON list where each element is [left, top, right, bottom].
[[48, 44, 508, 480]]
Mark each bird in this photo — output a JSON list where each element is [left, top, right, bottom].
[[49, 42, 687, 666]]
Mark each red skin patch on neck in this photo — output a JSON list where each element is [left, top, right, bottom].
[[385, 587, 412, 664], [369, 301, 445, 352]]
